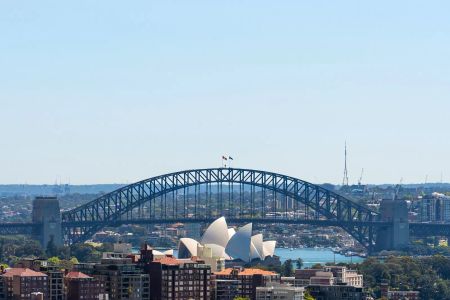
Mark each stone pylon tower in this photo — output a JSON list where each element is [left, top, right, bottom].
[[32, 196, 63, 248], [375, 199, 410, 251]]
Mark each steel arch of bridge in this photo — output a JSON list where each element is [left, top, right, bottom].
[[62, 168, 378, 250]]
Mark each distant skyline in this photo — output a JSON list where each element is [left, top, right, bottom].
[[1, 1, 449, 184]]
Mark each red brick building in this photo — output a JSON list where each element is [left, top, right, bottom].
[[65, 271, 106, 300], [146, 256, 211, 300], [380, 282, 419, 300], [1, 268, 49, 300]]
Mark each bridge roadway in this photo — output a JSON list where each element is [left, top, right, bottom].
[[62, 218, 389, 227], [0, 222, 35, 235], [0, 167, 448, 253], [1, 219, 449, 238]]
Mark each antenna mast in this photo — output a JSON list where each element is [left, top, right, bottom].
[[342, 141, 349, 186]]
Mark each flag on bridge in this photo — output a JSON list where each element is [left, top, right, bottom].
[[222, 156, 228, 160], [228, 156, 233, 160]]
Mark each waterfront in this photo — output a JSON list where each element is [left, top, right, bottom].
[[275, 248, 364, 267], [165, 248, 364, 267]]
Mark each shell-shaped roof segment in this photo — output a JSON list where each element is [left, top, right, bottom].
[[250, 242, 262, 260], [263, 240, 277, 257], [178, 238, 200, 259], [178, 217, 275, 262], [164, 249, 174, 256], [201, 216, 229, 248], [225, 223, 253, 262], [203, 243, 228, 258], [251, 234, 264, 260], [227, 228, 236, 239]]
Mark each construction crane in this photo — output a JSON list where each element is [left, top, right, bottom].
[[394, 177, 403, 200], [358, 168, 364, 186], [420, 174, 428, 196]]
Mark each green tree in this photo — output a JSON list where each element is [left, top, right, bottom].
[[57, 257, 79, 270], [59, 259, 72, 270], [0, 240, 4, 262], [46, 237, 58, 257], [435, 280, 450, 300], [70, 257, 79, 265], [70, 243, 102, 262], [282, 259, 294, 277], [295, 258, 304, 270], [15, 241, 44, 258], [56, 246, 71, 260], [311, 263, 322, 269], [47, 256, 61, 266], [304, 291, 315, 300], [426, 255, 450, 280], [0, 236, 44, 263]]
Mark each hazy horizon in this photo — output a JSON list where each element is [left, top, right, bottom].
[[1, 1, 449, 184], [1, 180, 450, 186]]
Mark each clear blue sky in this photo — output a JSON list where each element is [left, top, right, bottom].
[[1, 1, 449, 184]]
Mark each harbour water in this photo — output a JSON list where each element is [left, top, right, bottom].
[[160, 248, 364, 268], [275, 248, 364, 267]]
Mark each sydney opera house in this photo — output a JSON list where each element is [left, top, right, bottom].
[[178, 217, 276, 263]]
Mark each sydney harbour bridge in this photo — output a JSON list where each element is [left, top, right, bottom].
[[0, 167, 448, 254]]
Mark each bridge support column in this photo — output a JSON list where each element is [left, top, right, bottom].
[[368, 224, 374, 255], [375, 199, 409, 252], [32, 197, 63, 248]]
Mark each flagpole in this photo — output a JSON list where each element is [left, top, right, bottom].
[[228, 156, 233, 169], [221, 155, 229, 168]]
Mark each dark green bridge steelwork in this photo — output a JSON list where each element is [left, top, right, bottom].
[[1, 168, 449, 253], [61, 168, 378, 251]]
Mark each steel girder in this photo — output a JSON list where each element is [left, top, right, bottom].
[[0, 223, 36, 235], [409, 223, 450, 237], [61, 168, 378, 248]]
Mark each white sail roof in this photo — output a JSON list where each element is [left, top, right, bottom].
[[178, 238, 200, 258], [201, 216, 229, 248], [225, 223, 253, 262], [204, 243, 228, 258], [227, 228, 236, 239], [251, 234, 264, 260], [263, 240, 277, 257], [163, 249, 174, 256], [177, 217, 275, 262]]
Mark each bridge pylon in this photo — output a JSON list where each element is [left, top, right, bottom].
[[375, 199, 409, 251], [32, 196, 63, 248]]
